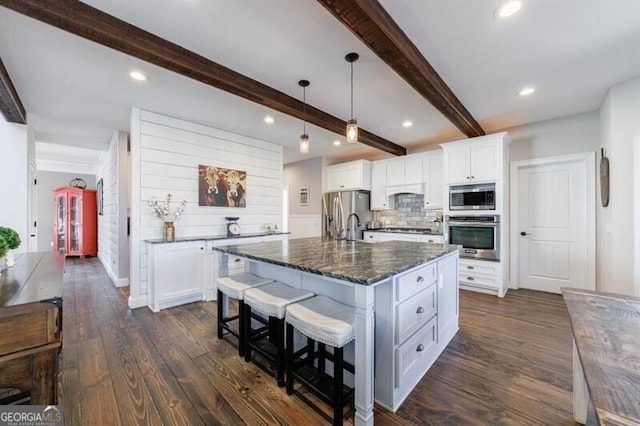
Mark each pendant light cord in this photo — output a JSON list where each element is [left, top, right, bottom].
[[303, 85, 306, 134], [350, 61, 354, 118]]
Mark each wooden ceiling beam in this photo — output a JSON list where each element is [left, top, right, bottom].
[[0, 55, 26, 124], [0, 0, 406, 156], [317, 0, 485, 138]]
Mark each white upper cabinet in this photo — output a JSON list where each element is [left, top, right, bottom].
[[371, 161, 394, 210], [423, 151, 443, 209], [386, 155, 423, 187], [325, 159, 371, 192], [441, 133, 507, 185]]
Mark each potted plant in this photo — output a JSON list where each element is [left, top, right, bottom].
[[0, 227, 20, 267], [0, 234, 8, 273]]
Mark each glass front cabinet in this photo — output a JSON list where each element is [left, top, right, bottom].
[[53, 186, 97, 257]]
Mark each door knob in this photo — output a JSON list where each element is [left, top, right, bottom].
[[520, 231, 527, 236]]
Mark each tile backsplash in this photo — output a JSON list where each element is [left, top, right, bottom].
[[374, 193, 442, 230]]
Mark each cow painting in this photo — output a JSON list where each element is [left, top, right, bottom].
[[198, 165, 247, 207]]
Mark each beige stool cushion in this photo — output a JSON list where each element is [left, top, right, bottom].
[[244, 282, 315, 319], [286, 295, 355, 348], [217, 273, 273, 300]]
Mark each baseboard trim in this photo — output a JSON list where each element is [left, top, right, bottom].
[[128, 295, 147, 309], [98, 253, 129, 288]]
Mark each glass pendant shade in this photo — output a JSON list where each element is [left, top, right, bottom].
[[299, 134, 309, 153], [346, 119, 358, 143]]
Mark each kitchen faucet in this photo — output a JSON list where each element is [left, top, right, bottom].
[[346, 213, 360, 241]]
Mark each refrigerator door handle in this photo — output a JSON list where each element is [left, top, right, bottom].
[[335, 194, 344, 238]]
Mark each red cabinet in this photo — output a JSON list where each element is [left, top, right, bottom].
[[53, 186, 97, 257]]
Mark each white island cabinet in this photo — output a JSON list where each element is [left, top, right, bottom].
[[374, 252, 458, 411], [212, 238, 458, 425]]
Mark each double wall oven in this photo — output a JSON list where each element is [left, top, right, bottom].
[[445, 215, 500, 261]]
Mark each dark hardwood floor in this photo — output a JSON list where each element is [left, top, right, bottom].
[[59, 257, 579, 425]]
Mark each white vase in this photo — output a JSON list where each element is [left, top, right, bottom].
[[6, 250, 15, 267], [0, 256, 6, 272]]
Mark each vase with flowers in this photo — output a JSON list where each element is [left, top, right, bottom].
[[147, 194, 188, 241]]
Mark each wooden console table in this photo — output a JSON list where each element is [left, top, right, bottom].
[[0, 252, 63, 404], [562, 288, 640, 425]]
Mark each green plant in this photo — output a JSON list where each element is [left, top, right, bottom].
[[0, 235, 8, 258], [0, 227, 20, 250]]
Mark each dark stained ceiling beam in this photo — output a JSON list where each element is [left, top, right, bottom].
[[0, 0, 406, 156], [317, 0, 485, 138], [0, 56, 26, 124]]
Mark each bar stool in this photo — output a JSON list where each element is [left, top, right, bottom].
[[285, 295, 356, 426], [243, 282, 314, 386], [217, 272, 273, 356]]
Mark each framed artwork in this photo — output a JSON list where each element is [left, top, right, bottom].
[[198, 164, 247, 207], [299, 187, 309, 206], [96, 178, 104, 215]]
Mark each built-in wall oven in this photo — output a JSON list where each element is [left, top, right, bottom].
[[445, 215, 500, 261]]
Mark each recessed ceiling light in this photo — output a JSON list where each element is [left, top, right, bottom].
[[402, 121, 413, 128], [495, 0, 522, 18], [333, 140, 341, 146], [518, 87, 535, 96], [129, 71, 147, 81], [264, 116, 275, 124]]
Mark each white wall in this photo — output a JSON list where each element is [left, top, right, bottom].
[[283, 157, 322, 238], [96, 130, 129, 286], [599, 75, 640, 295], [0, 115, 28, 253], [129, 109, 283, 309], [36, 171, 96, 252], [508, 111, 600, 162]]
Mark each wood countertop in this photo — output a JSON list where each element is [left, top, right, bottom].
[[0, 252, 64, 307], [562, 288, 640, 425]]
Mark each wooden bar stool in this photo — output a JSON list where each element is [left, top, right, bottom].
[[217, 272, 273, 356], [243, 282, 314, 386], [285, 295, 355, 426]]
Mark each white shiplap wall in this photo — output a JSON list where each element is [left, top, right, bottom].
[[96, 130, 129, 286], [129, 109, 283, 308]]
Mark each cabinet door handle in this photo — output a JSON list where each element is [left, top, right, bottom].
[[467, 266, 474, 270], [467, 276, 475, 281], [471, 176, 475, 179], [416, 344, 424, 352], [200, 247, 204, 250], [416, 306, 424, 314], [416, 276, 424, 283]]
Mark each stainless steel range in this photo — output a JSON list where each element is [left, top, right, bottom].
[[445, 215, 500, 261]]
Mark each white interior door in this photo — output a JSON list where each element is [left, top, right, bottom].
[[514, 154, 595, 293]]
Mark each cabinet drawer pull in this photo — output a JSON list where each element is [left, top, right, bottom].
[[416, 344, 424, 352], [467, 276, 475, 281], [416, 306, 424, 314], [416, 276, 424, 283], [467, 265, 474, 270], [200, 247, 204, 250]]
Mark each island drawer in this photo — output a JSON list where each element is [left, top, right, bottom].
[[228, 255, 246, 275], [395, 263, 437, 302], [396, 284, 437, 345], [395, 315, 437, 389]]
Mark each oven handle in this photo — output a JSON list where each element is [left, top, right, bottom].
[[447, 222, 498, 228]]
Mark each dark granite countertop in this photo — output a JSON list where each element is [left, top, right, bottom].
[[145, 231, 289, 244], [212, 237, 457, 285], [365, 227, 442, 236]]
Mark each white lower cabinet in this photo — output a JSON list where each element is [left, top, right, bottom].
[[363, 231, 444, 244], [458, 257, 503, 296], [375, 251, 458, 411], [147, 240, 206, 312]]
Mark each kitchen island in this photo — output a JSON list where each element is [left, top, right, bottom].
[[213, 237, 459, 425]]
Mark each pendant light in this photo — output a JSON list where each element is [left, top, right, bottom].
[[345, 52, 359, 143], [299, 79, 310, 154]]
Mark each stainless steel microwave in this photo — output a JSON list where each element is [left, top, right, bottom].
[[449, 183, 496, 211]]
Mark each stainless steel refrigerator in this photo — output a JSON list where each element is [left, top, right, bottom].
[[322, 190, 373, 240]]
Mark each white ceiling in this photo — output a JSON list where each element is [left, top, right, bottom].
[[1, 0, 639, 166]]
